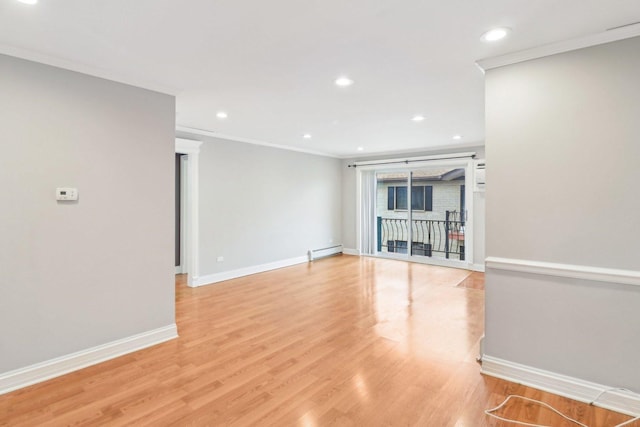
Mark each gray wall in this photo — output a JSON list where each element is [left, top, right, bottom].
[[484, 37, 640, 390], [341, 146, 486, 267], [0, 55, 176, 373], [179, 134, 342, 276], [486, 37, 640, 270]]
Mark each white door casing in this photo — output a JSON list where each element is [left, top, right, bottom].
[[175, 138, 202, 287]]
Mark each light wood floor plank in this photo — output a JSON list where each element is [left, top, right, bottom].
[[0, 255, 635, 426]]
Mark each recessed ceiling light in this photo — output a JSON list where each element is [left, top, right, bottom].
[[335, 76, 354, 87], [16, 0, 38, 4], [412, 115, 425, 122], [357, 147, 364, 151], [216, 111, 228, 119], [453, 135, 462, 140], [481, 27, 511, 42], [303, 134, 312, 139]]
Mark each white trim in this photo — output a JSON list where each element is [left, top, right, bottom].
[[176, 126, 339, 159], [0, 324, 178, 396], [343, 248, 360, 256], [175, 139, 202, 288], [174, 265, 184, 274], [175, 138, 203, 154], [179, 154, 188, 275], [371, 252, 474, 271], [481, 355, 640, 417], [352, 152, 476, 168], [0, 43, 178, 95], [471, 263, 485, 272], [463, 159, 474, 265], [485, 257, 640, 287], [355, 168, 363, 255], [178, 126, 483, 160], [192, 256, 309, 287], [476, 23, 640, 71]]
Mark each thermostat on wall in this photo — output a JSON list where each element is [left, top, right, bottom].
[[56, 187, 78, 201]]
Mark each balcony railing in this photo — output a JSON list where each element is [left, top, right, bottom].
[[377, 211, 465, 260]]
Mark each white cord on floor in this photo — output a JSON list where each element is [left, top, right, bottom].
[[615, 416, 640, 427], [485, 395, 588, 427], [485, 394, 640, 427]]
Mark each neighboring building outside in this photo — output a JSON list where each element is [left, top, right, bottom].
[[376, 168, 466, 260]]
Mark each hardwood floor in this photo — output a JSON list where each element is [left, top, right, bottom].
[[0, 255, 635, 426]]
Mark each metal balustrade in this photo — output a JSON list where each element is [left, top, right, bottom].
[[377, 211, 465, 260]]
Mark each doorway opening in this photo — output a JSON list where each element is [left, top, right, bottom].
[[175, 138, 202, 287], [175, 153, 186, 274]]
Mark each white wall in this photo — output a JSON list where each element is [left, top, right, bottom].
[[177, 134, 342, 279], [341, 146, 486, 268], [0, 55, 176, 373], [484, 36, 640, 391]]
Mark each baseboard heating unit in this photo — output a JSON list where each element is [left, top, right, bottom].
[[308, 244, 343, 261]]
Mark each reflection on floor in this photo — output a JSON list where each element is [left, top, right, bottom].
[[456, 271, 485, 290], [0, 255, 633, 426]]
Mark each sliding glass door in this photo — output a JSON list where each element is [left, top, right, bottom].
[[372, 162, 470, 266]]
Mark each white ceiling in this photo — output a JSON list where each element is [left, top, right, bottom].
[[1, 0, 639, 157]]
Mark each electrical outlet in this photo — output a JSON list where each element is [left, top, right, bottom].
[[217, 256, 224, 262]]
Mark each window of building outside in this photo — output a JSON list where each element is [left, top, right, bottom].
[[387, 185, 433, 211]]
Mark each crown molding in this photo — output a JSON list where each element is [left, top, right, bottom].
[[176, 126, 485, 160], [0, 44, 178, 95], [175, 125, 340, 158], [477, 23, 640, 71]]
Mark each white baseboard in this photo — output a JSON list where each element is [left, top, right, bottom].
[[175, 265, 184, 274], [342, 248, 360, 256], [481, 355, 640, 417], [471, 263, 485, 272], [0, 324, 178, 396], [193, 255, 309, 287]]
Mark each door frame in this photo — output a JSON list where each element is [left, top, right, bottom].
[[356, 156, 475, 270], [175, 138, 202, 287], [175, 153, 188, 274]]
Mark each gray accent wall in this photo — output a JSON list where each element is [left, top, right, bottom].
[[178, 134, 342, 276], [484, 37, 640, 390], [0, 55, 176, 373]]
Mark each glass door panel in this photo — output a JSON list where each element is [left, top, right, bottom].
[[376, 171, 409, 255], [410, 168, 466, 261]]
